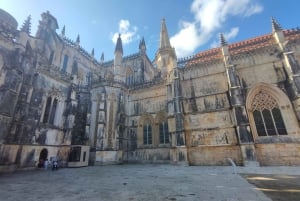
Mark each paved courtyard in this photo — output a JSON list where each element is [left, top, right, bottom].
[[1, 164, 300, 201]]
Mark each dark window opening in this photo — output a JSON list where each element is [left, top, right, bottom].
[[253, 108, 287, 136], [159, 121, 169, 144], [69, 147, 81, 162], [49, 98, 58, 124], [43, 97, 52, 123], [83, 151, 86, 162]]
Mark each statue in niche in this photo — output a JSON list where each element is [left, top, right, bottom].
[[215, 133, 229, 145], [176, 132, 185, 146], [245, 147, 255, 161], [239, 126, 253, 143], [215, 96, 223, 109]]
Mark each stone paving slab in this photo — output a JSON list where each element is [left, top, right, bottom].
[[0, 164, 291, 201]]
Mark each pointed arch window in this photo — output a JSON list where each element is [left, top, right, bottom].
[[159, 121, 169, 144], [251, 91, 287, 136], [143, 124, 152, 145]]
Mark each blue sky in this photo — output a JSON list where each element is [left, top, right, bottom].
[[1, 0, 299, 61]]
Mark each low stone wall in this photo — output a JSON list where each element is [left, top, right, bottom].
[[126, 148, 171, 163], [187, 145, 243, 166], [255, 143, 300, 166], [95, 150, 123, 165], [0, 144, 70, 172]]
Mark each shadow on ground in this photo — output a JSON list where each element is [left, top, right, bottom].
[[242, 174, 300, 201]]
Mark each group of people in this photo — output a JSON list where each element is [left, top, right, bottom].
[[37, 158, 58, 170]]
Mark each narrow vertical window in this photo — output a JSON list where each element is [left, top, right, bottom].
[[143, 124, 152, 145], [253, 110, 267, 136], [159, 121, 169, 144], [49, 98, 58, 124], [272, 108, 287, 135], [43, 97, 52, 123], [62, 54, 68, 72]]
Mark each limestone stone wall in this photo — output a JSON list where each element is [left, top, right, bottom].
[[188, 145, 242, 166], [0, 144, 70, 168], [255, 143, 300, 166], [127, 148, 170, 163]]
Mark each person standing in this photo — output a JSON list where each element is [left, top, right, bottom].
[[44, 159, 49, 170]]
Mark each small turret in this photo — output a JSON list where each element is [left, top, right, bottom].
[[20, 15, 31, 35], [271, 17, 282, 32], [114, 34, 123, 55], [100, 52, 104, 63], [114, 34, 123, 66], [139, 37, 146, 54], [271, 17, 285, 48], [61, 25, 65, 37], [219, 33, 227, 46]]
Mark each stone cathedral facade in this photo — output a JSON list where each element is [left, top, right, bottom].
[[1, 8, 300, 171]]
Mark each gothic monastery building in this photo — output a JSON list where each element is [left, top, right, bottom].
[[1, 8, 300, 171]]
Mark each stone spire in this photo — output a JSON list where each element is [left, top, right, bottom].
[[154, 18, 177, 76], [20, 15, 31, 34], [61, 25, 65, 37], [271, 17, 282, 32], [139, 37, 146, 53], [114, 34, 123, 54], [219, 33, 228, 46], [159, 18, 172, 49]]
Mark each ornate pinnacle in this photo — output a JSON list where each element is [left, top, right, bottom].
[[219, 33, 227, 46], [271, 17, 282, 32]]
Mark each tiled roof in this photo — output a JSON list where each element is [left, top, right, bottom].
[[228, 34, 275, 55], [183, 32, 279, 67], [184, 48, 223, 67], [283, 28, 300, 42]]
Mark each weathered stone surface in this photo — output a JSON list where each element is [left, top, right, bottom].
[[1, 9, 300, 170]]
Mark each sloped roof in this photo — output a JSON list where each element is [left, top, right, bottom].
[[283, 28, 300, 42], [228, 34, 275, 55], [183, 28, 300, 68]]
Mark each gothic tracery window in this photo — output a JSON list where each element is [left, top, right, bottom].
[[251, 91, 287, 136]]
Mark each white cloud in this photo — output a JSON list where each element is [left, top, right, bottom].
[[170, 0, 263, 57], [111, 19, 138, 45], [224, 27, 239, 40]]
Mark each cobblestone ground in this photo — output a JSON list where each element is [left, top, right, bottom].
[[0, 164, 289, 201]]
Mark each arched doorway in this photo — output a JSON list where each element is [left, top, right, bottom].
[[38, 148, 48, 168]]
